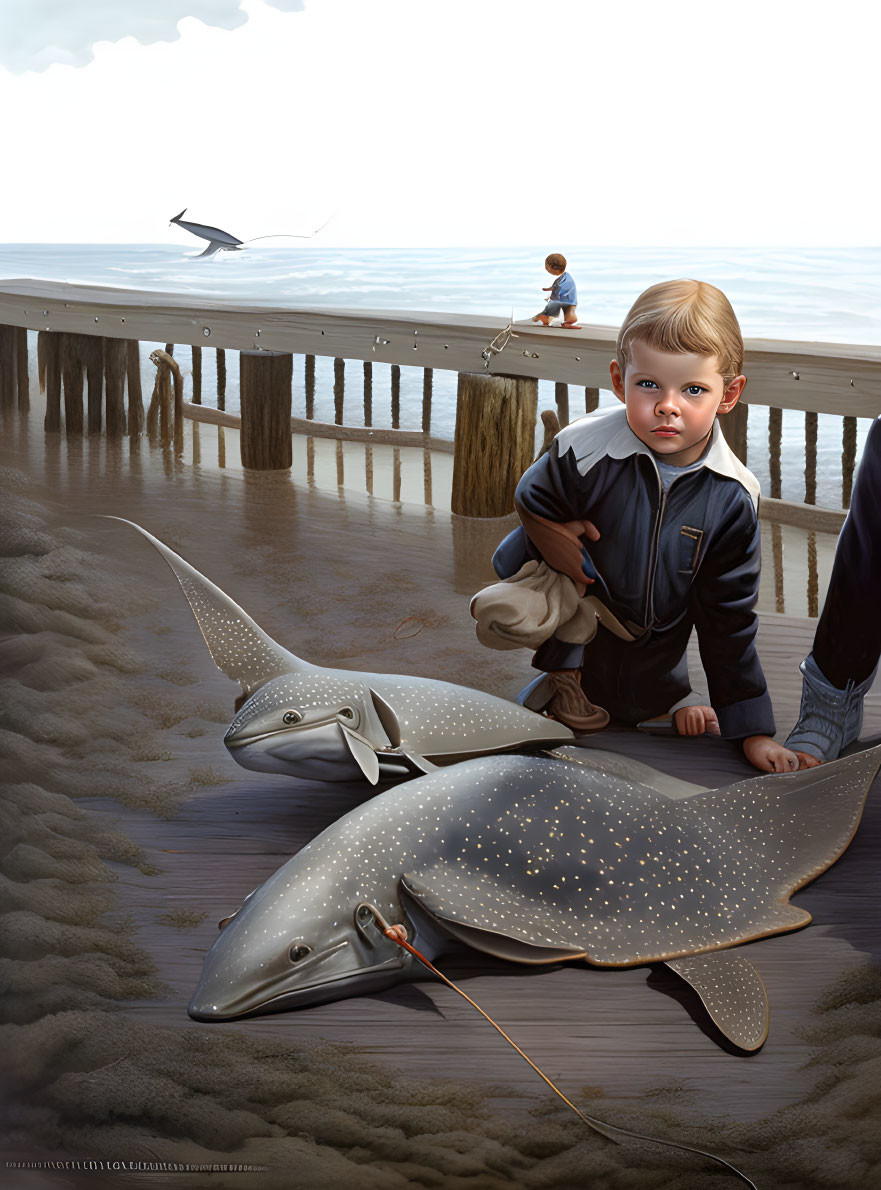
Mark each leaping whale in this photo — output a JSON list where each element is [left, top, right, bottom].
[[169, 208, 244, 258], [111, 519, 574, 783]]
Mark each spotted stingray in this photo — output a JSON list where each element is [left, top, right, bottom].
[[189, 744, 881, 1052], [110, 519, 573, 783]]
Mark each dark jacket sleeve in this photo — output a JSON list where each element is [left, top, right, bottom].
[[691, 494, 775, 739], [510, 442, 599, 586]]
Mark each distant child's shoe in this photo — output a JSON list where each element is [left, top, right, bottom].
[[532, 315, 551, 326], [784, 653, 877, 762], [561, 320, 581, 329], [546, 669, 609, 733]]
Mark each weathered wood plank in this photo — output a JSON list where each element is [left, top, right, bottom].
[[2, 280, 878, 417]]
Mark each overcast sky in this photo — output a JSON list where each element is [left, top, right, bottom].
[[1, 0, 878, 246]]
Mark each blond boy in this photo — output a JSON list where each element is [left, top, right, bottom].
[[492, 279, 797, 773]]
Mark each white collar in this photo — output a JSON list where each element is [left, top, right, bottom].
[[554, 405, 760, 509]]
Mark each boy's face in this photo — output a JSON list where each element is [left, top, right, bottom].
[[609, 341, 746, 466]]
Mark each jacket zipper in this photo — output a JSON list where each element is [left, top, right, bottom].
[[644, 460, 666, 628]]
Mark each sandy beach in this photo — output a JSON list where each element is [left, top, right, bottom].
[[3, 393, 881, 1190]]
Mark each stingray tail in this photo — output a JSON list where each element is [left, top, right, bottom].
[[104, 517, 314, 696]]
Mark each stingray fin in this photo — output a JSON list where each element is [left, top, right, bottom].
[[341, 725, 380, 785], [664, 952, 770, 1051], [369, 689, 402, 747], [401, 868, 586, 964], [106, 518, 311, 692]]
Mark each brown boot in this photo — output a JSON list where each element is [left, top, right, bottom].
[[546, 670, 609, 733]]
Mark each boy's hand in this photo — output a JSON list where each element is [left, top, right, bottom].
[[742, 735, 800, 773], [674, 705, 721, 736]]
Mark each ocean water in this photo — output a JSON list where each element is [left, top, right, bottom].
[[2, 243, 878, 507]]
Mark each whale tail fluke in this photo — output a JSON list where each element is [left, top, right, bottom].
[[170, 208, 187, 223], [104, 517, 315, 695]]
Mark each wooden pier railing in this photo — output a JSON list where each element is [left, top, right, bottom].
[[1, 279, 879, 532]]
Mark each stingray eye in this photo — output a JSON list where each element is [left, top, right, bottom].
[[289, 944, 311, 963], [282, 710, 301, 725]]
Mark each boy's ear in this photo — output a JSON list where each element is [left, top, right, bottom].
[[718, 374, 747, 414], [609, 359, 626, 403]]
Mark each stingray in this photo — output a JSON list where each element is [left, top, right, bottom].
[[110, 519, 573, 783], [189, 744, 881, 1054], [169, 208, 244, 258]]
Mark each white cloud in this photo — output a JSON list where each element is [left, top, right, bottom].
[[0, 0, 303, 73]]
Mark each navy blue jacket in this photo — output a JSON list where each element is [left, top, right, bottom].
[[494, 407, 774, 739]]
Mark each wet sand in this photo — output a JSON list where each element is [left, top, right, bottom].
[[3, 389, 881, 1190]]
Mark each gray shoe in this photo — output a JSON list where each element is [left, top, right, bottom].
[[785, 654, 876, 762]]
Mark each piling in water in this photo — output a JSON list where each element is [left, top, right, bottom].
[[391, 364, 401, 429], [422, 368, 433, 434]]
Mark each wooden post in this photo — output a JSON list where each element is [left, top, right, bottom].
[[61, 334, 84, 434], [83, 335, 103, 435], [842, 415, 857, 509], [363, 361, 373, 426], [804, 411, 818, 505], [0, 325, 15, 409], [584, 386, 599, 414], [554, 381, 570, 428], [304, 354, 315, 420], [240, 350, 293, 470], [126, 341, 143, 435], [15, 327, 29, 411], [104, 338, 127, 436], [217, 348, 227, 411], [422, 368, 433, 433], [720, 401, 748, 463], [40, 331, 62, 432], [191, 345, 202, 405], [333, 357, 344, 425], [391, 364, 401, 429], [451, 372, 538, 517], [769, 407, 783, 499]]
